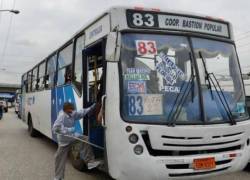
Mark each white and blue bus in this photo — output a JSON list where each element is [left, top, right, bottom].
[[20, 6, 250, 180]]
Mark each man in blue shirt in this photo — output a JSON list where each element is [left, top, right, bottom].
[[52, 102, 98, 180]]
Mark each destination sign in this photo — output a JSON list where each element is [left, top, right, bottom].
[[126, 10, 230, 38]]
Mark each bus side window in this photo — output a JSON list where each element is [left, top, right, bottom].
[[73, 35, 84, 94], [22, 74, 27, 93], [27, 71, 32, 93], [83, 41, 105, 136], [88, 56, 103, 103], [31, 67, 38, 92], [46, 54, 57, 89], [37, 61, 46, 90], [57, 43, 73, 86]]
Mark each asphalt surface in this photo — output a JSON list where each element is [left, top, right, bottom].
[[0, 109, 250, 180], [0, 109, 111, 180]]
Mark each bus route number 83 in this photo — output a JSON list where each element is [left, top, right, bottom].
[[127, 10, 158, 28], [128, 95, 144, 116]]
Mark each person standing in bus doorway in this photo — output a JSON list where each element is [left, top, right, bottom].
[[52, 102, 100, 180]]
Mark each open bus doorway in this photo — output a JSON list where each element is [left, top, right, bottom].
[[70, 40, 106, 172]]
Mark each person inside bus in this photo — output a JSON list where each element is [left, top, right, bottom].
[[64, 67, 72, 84], [52, 102, 101, 180]]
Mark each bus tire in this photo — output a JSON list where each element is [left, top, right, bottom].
[[28, 115, 39, 137], [244, 163, 250, 171], [69, 142, 89, 172]]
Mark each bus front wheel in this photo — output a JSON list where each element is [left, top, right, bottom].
[[28, 116, 39, 137], [244, 163, 250, 171], [69, 142, 88, 172]]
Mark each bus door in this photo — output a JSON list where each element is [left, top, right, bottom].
[[83, 41, 105, 157]]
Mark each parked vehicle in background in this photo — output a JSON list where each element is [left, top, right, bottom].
[[0, 100, 8, 113], [15, 90, 21, 117], [20, 7, 250, 180]]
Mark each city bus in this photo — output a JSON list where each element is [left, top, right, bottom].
[[20, 6, 250, 180]]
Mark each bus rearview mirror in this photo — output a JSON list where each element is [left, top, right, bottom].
[[105, 32, 117, 62]]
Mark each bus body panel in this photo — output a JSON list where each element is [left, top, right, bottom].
[[19, 7, 250, 180], [105, 62, 250, 180], [25, 90, 52, 138], [24, 85, 83, 140]]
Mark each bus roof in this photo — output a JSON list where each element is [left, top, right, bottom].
[[22, 6, 234, 75]]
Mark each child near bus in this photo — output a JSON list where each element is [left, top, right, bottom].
[[52, 102, 100, 180]]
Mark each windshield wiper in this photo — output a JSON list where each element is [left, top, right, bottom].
[[167, 53, 195, 126], [199, 51, 236, 125]]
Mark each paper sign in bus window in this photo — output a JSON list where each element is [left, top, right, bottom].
[[124, 74, 150, 81], [136, 40, 157, 56], [128, 81, 146, 94], [124, 68, 150, 81], [161, 86, 180, 93], [236, 102, 245, 114], [126, 68, 150, 74], [155, 52, 185, 85], [128, 94, 163, 116]]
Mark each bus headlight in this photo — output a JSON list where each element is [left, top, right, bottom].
[[134, 145, 143, 155], [126, 126, 132, 133], [129, 134, 138, 144]]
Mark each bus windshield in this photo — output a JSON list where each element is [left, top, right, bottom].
[[120, 33, 248, 125], [192, 38, 248, 122]]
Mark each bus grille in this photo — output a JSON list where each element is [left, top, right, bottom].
[[141, 132, 242, 156]]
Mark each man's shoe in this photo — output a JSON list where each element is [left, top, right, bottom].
[[87, 160, 102, 170]]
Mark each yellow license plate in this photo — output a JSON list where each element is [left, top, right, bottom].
[[193, 157, 216, 170]]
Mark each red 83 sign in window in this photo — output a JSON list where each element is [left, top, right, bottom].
[[136, 40, 157, 56]]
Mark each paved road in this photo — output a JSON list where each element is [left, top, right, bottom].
[[0, 109, 250, 180], [0, 109, 111, 180]]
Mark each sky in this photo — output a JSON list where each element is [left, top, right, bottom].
[[0, 0, 250, 84]]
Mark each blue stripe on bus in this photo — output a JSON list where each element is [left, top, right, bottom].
[[56, 86, 65, 113], [64, 85, 83, 134], [51, 88, 57, 141], [51, 85, 83, 142]]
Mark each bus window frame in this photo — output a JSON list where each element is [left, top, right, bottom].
[[73, 33, 85, 96], [31, 66, 39, 92], [82, 38, 107, 137], [45, 53, 58, 89], [21, 73, 27, 94], [27, 70, 33, 93], [118, 30, 245, 125], [56, 41, 74, 87], [37, 60, 47, 91]]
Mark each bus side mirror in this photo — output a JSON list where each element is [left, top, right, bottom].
[[105, 32, 118, 62]]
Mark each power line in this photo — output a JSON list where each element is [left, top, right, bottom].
[[0, 0, 3, 24], [0, 0, 16, 66], [237, 41, 250, 48], [4, 54, 41, 58], [0, 69, 22, 74], [236, 34, 250, 42], [235, 30, 250, 38], [238, 50, 250, 55]]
